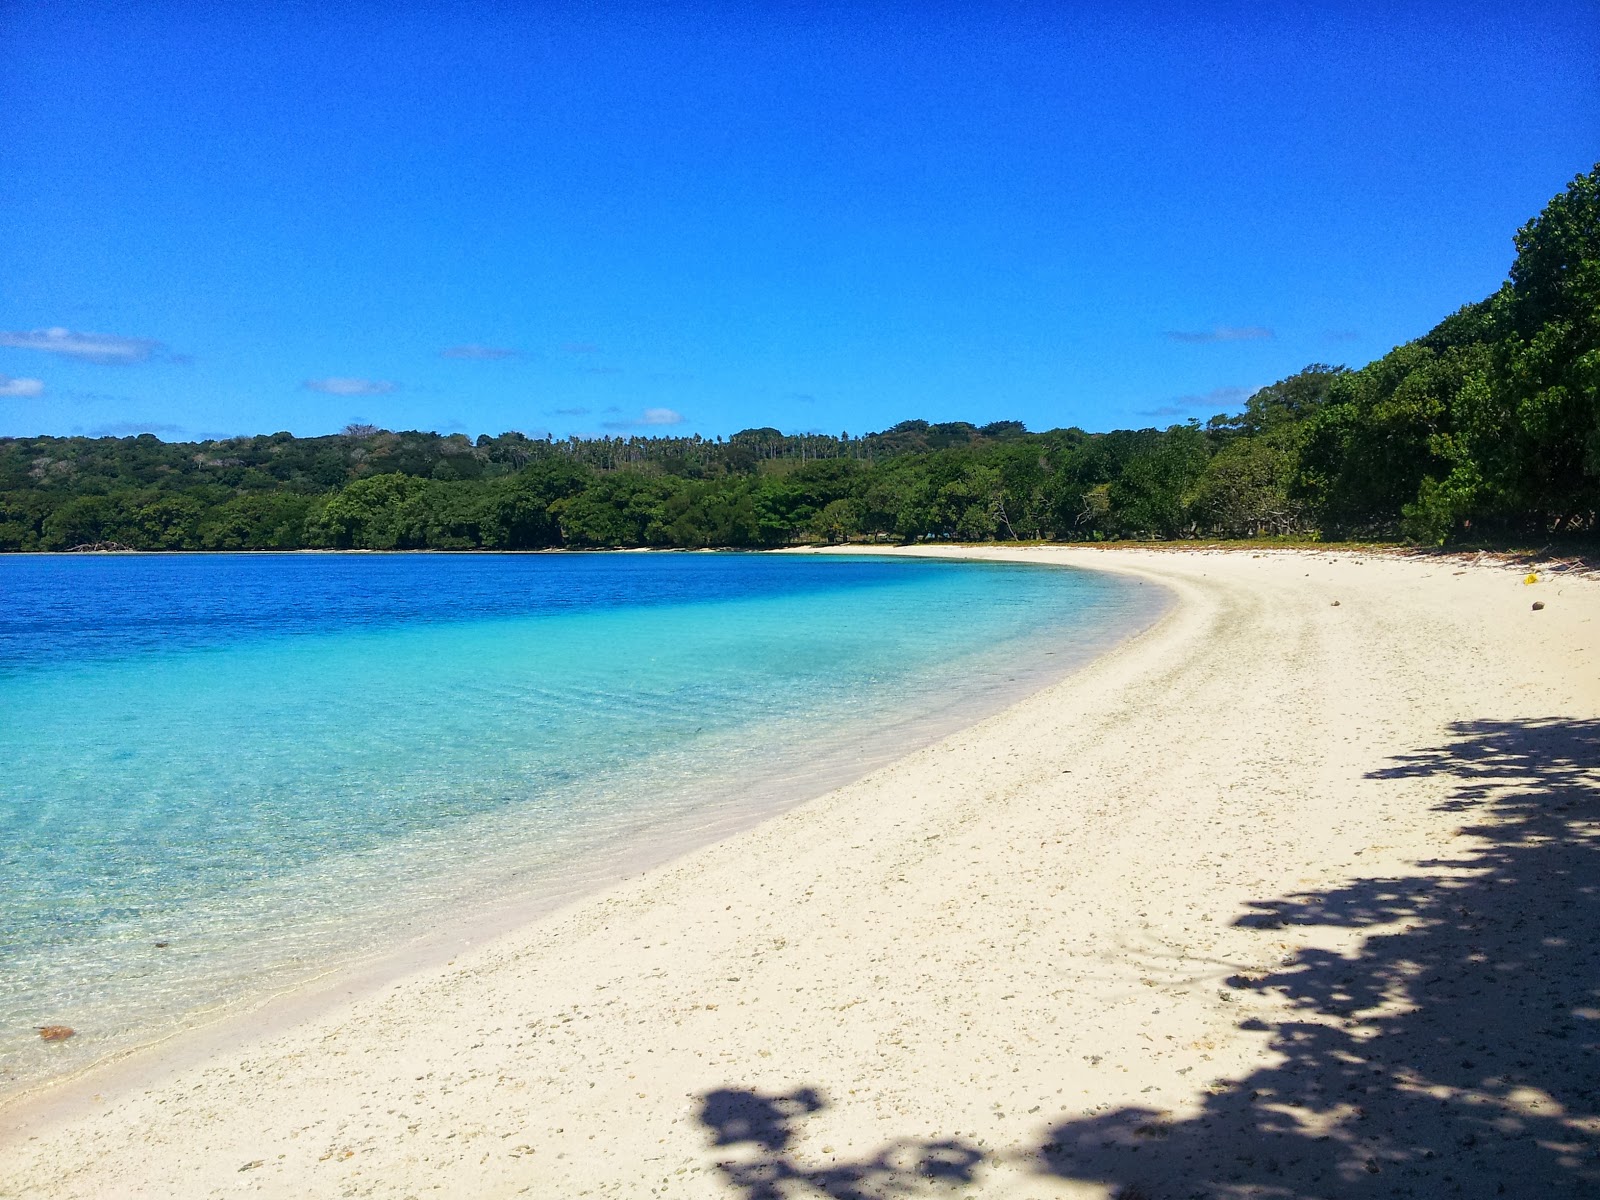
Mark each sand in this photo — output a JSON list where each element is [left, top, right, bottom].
[[2, 545, 1597, 1199]]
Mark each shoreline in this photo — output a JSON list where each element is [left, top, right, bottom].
[[0, 553, 1168, 1118], [4, 546, 1596, 1197]]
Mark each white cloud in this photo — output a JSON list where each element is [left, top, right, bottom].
[[0, 375, 45, 397], [0, 326, 163, 363], [304, 377, 398, 396]]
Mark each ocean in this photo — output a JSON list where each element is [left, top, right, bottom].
[[0, 551, 1163, 1093]]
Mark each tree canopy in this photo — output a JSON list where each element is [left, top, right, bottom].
[[3, 165, 1596, 552]]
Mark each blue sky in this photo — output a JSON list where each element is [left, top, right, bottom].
[[1, 2, 1596, 442]]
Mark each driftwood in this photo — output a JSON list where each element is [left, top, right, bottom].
[[62, 541, 135, 553]]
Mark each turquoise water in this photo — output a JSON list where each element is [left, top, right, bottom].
[[0, 552, 1162, 1092]]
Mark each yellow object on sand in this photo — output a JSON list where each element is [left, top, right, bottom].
[[1525, 573, 1538, 585]]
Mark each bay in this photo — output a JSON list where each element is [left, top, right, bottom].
[[0, 551, 1163, 1093]]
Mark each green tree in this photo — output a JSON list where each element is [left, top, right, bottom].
[[1107, 426, 1211, 537], [478, 459, 591, 548], [552, 473, 680, 546], [810, 497, 865, 542], [199, 492, 317, 549], [128, 494, 205, 549], [41, 495, 124, 549], [306, 473, 432, 549]]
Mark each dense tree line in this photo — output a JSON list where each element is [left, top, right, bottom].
[[2, 166, 1595, 552]]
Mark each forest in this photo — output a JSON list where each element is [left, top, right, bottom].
[[2, 165, 1595, 553]]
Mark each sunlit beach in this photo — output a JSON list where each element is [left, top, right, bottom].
[[2, 3, 1597, 1196]]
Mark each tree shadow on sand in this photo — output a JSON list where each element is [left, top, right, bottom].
[[1035, 716, 1600, 1198], [698, 1085, 981, 1199], [698, 718, 1600, 1199]]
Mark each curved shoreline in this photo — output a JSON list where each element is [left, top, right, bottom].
[[4, 546, 1596, 1198], [0, 553, 1169, 1127]]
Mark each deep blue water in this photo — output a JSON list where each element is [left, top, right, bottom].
[[0, 552, 1162, 1091], [0, 552, 946, 668]]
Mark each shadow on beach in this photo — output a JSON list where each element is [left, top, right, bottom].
[[698, 1086, 981, 1199], [696, 717, 1600, 1198]]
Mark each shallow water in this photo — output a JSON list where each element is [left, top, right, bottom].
[[0, 552, 1163, 1092]]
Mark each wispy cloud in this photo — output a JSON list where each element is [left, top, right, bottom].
[[787, 391, 818, 404], [304, 377, 398, 396], [551, 406, 592, 416], [0, 326, 164, 363], [601, 407, 685, 430], [440, 344, 519, 360], [1139, 385, 1250, 419], [0, 375, 45, 397], [1163, 326, 1275, 344]]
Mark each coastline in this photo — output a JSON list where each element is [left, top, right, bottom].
[[4, 546, 1596, 1197], [0, 553, 1163, 1106]]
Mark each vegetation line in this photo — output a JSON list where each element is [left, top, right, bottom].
[[4, 166, 1595, 553]]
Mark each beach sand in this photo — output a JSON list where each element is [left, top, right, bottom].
[[3, 546, 1596, 1198]]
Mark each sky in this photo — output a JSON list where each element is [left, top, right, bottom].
[[1, 2, 1596, 443]]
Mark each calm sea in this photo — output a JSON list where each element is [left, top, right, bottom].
[[0, 552, 1162, 1093]]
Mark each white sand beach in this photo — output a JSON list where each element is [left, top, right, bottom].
[[3, 546, 1597, 1198]]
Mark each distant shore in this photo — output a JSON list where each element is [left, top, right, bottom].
[[4, 546, 1596, 1198]]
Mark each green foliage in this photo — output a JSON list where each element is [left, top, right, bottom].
[[1298, 163, 1599, 540], [1192, 435, 1304, 537], [552, 473, 680, 547], [199, 492, 319, 549], [305, 473, 432, 549], [2, 166, 1596, 551], [1109, 425, 1211, 537]]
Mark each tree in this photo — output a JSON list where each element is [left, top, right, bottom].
[[551, 473, 680, 546], [4, 168, 1598, 556], [479, 460, 590, 548], [306, 473, 431, 549], [40, 494, 122, 549], [1193, 435, 1305, 536], [1108, 425, 1210, 537], [199, 492, 316, 549], [810, 497, 865, 543]]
